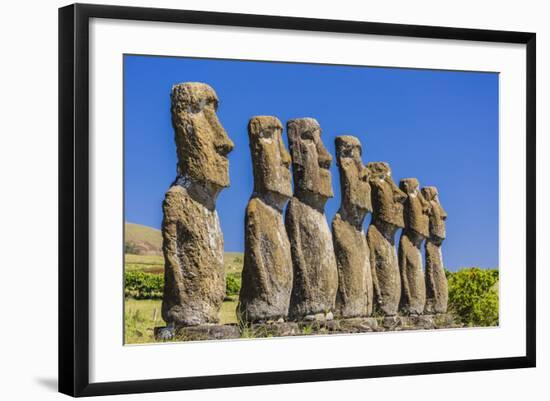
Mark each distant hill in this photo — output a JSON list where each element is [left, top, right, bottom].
[[125, 222, 163, 256], [124, 223, 244, 274]]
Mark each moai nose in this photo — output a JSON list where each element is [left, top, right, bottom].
[[280, 141, 292, 169], [216, 139, 234, 157], [393, 182, 407, 203], [215, 126, 234, 157], [317, 141, 332, 170]]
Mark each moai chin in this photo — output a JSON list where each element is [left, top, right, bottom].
[[422, 186, 449, 314], [332, 136, 374, 318], [285, 118, 338, 320], [366, 162, 406, 316], [398, 178, 430, 315], [161, 82, 234, 328], [237, 116, 293, 323]]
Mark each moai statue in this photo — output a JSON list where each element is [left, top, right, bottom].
[[366, 162, 406, 316], [332, 136, 374, 318], [398, 178, 430, 315], [161, 82, 234, 328], [285, 118, 338, 320], [237, 116, 293, 323], [422, 186, 449, 314]]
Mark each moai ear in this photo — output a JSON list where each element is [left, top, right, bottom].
[[286, 119, 305, 166]]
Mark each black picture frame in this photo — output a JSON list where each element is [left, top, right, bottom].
[[58, 3, 536, 397]]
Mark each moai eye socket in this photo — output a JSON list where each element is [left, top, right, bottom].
[[260, 127, 274, 140], [340, 146, 353, 158], [207, 97, 219, 111], [300, 130, 315, 141]]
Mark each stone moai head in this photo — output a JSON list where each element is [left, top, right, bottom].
[[421, 186, 447, 241], [287, 118, 333, 209], [248, 116, 292, 208], [171, 82, 234, 195], [368, 162, 406, 229], [399, 178, 430, 238], [335, 136, 372, 221]]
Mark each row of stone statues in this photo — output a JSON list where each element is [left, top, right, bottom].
[[161, 82, 448, 329]]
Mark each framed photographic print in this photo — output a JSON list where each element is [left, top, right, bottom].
[[58, 3, 536, 397]]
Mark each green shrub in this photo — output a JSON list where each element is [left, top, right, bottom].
[[448, 267, 499, 327], [124, 242, 139, 255], [124, 270, 242, 299], [226, 272, 242, 296], [125, 271, 164, 299]]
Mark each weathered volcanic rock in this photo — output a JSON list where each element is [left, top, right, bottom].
[[422, 186, 449, 314], [336, 317, 379, 333], [249, 321, 300, 337], [366, 162, 406, 316], [154, 315, 460, 341], [332, 136, 374, 318], [171, 324, 241, 341], [398, 178, 430, 315], [161, 82, 234, 326], [238, 116, 293, 323], [285, 118, 338, 319]]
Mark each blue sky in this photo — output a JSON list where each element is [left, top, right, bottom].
[[124, 55, 499, 271]]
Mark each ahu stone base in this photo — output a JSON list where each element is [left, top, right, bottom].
[[154, 314, 459, 341]]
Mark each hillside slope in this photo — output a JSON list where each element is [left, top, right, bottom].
[[125, 222, 163, 255], [125, 223, 244, 272]]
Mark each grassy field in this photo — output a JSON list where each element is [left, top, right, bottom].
[[124, 252, 244, 275], [125, 298, 239, 344], [125, 253, 164, 273], [124, 249, 243, 344]]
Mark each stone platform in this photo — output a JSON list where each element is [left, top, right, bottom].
[[154, 314, 460, 342]]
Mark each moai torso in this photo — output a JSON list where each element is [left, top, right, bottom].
[[285, 118, 338, 319], [161, 82, 234, 326], [422, 186, 449, 314], [366, 162, 406, 316], [238, 116, 293, 323], [398, 178, 430, 315], [332, 136, 373, 318]]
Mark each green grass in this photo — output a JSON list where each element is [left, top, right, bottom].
[[125, 299, 163, 344], [125, 298, 238, 344], [124, 250, 243, 344], [220, 298, 239, 324]]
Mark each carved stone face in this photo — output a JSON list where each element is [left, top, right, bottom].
[[421, 186, 447, 240], [171, 82, 234, 190], [400, 178, 430, 238], [368, 162, 406, 228], [335, 136, 372, 214], [287, 118, 333, 204], [248, 116, 292, 200]]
